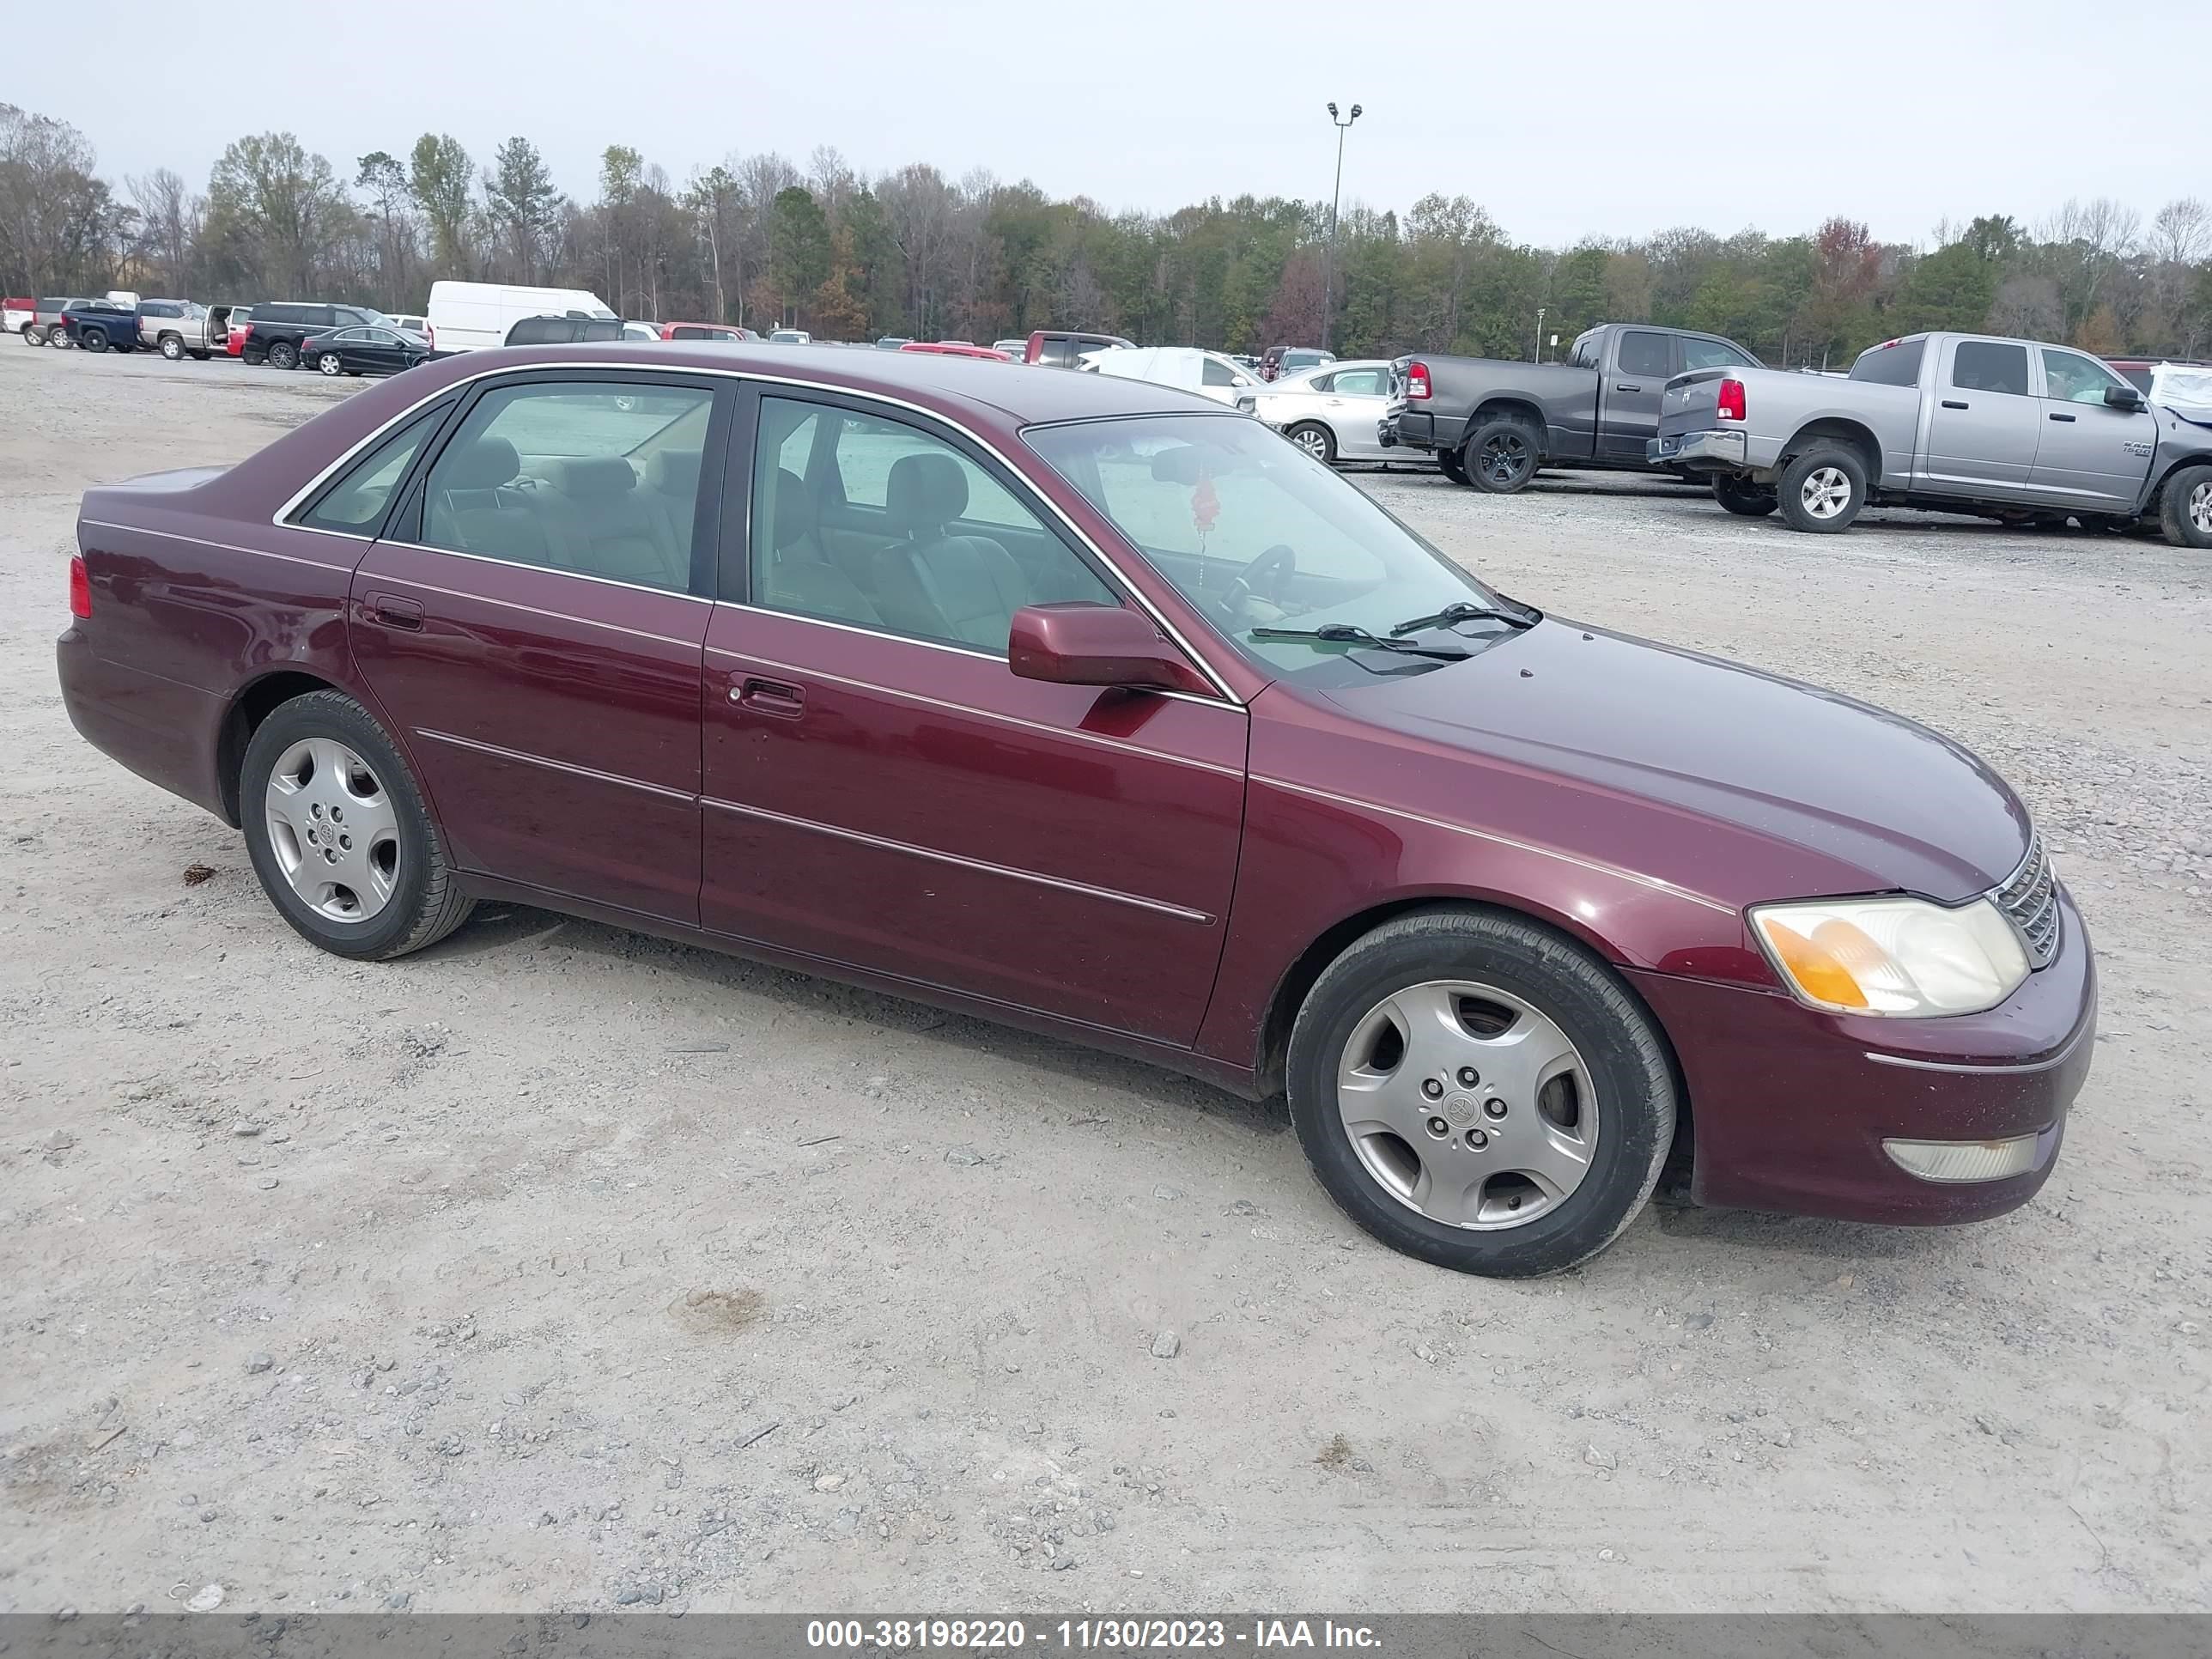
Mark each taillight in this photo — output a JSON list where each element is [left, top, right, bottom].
[[423, 323, 434, 349], [69, 555, 91, 619], [1406, 361, 1431, 400], [1717, 378, 1747, 422]]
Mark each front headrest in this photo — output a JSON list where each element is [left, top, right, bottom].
[[647, 448, 702, 499], [887, 452, 969, 538], [772, 467, 811, 551], [543, 456, 638, 499], [444, 436, 520, 490]]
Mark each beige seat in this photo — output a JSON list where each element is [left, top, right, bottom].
[[538, 456, 689, 590], [870, 453, 1029, 649]]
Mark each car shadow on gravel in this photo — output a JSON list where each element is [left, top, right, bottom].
[[423, 902, 1285, 1139], [1653, 1196, 1965, 1265]]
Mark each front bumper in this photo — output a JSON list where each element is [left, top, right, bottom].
[[1648, 428, 1748, 471], [1627, 885, 2096, 1225]]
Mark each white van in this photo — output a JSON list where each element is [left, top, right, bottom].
[[1083, 346, 1263, 408], [426, 282, 618, 354]]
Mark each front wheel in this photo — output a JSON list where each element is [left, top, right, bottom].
[[1285, 422, 1337, 465], [240, 690, 476, 960], [21, 324, 45, 346], [1285, 907, 1676, 1278], [267, 339, 299, 370], [1778, 444, 1867, 532], [318, 351, 343, 376], [1462, 419, 1540, 493], [1714, 477, 1778, 518], [2159, 464, 2212, 550]]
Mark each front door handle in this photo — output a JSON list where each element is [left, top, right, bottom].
[[2048, 411, 2077, 422], [1615, 383, 1642, 393], [732, 676, 805, 718], [1942, 399, 1970, 410], [367, 592, 423, 630]]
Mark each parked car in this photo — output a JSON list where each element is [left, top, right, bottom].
[[3, 297, 33, 337], [504, 314, 623, 346], [1251, 359, 1418, 465], [302, 324, 433, 378], [621, 321, 662, 343], [383, 313, 430, 338], [1025, 327, 1133, 368], [657, 320, 754, 343], [2106, 356, 2212, 394], [136, 299, 237, 361], [54, 344, 2095, 1277], [22, 297, 88, 346], [990, 338, 1027, 358], [1653, 330, 2212, 547], [1261, 344, 1335, 382], [768, 329, 812, 345], [427, 281, 615, 354], [225, 307, 253, 356], [1385, 323, 1760, 489], [899, 341, 1014, 361], [58, 300, 144, 352], [875, 336, 914, 350], [1085, 345, 1264, 407], [240, 302, 390, 369]]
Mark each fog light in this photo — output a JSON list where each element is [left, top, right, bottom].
[[1882, 1133, 2042, 1183]]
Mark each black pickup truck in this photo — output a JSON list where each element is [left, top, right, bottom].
[[1382, 322, 1761, 490]]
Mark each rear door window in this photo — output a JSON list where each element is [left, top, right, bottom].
[[1331, 368, 1385, 395], [1951, 341, 2030, 397], [1616, 331, 1672, 379]]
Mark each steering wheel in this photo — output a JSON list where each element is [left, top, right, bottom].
[[1219, 543, 1298, 623]]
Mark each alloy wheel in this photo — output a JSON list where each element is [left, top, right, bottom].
[[1799, 465, 1852, 520], [319, 353, 343, 376], [1480, 431, 1532, 487], [1291, 426, 1331, 461], [2191, 480, 2212, 538], [1335, 979, 1599, 1231], [263, 737, 401, 922]]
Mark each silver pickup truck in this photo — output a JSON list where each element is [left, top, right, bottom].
[[1651, 330, 2212, 548]]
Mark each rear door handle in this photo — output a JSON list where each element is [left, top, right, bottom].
[[732, 676, 805, 717], [2048, 411, 2077, 422], [1615, 384, 1642, 393], [1942, 399, 1970, 410], [367, 592, 423, 630]]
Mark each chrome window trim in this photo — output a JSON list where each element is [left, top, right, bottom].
[[268, 358, 1243, 704], [371, 538, 711, 605], [702, 795, 1212, 923], [371, 563, 706, 649], [415, 728, 695, 801]]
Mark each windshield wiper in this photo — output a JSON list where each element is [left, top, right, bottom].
[[1249, 623, 1472, 660], [1387, 599, 1534, 637]]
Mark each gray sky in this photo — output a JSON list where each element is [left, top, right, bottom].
[[23, 0, 2209, 247]]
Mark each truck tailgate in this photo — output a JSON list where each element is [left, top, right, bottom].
[[1658, 368, 1731, 438]]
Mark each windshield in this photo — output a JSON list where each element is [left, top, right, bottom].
[[1024, 414, 1507, 681]]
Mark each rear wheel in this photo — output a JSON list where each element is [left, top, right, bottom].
[[81, 328, 108, 354], [159, 333, 184, 361], [1285, 907, 1676, 1278], [2161, 464, 2212, 550], [1714, 477, 1778, 518], [240, 691, 474, 961], [1462, 418, 1540, 493], [1777, 444, 1866, 532], [267, 338, 299, 370], [318, 351, 343, 376], [1286, 422, 1337, 465]]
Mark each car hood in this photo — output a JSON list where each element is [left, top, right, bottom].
[[1312, 619, 2030, 904]]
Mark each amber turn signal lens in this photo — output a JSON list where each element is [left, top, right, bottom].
[[1755, 918, 1871, 1009]]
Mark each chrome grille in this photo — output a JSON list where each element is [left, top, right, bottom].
[[1991, 830, 2059, 969]]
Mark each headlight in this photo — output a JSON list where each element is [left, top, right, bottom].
[[1749, 896, 2030, 1017]]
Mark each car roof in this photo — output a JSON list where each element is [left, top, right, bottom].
[[400, 342, 1216, 428]]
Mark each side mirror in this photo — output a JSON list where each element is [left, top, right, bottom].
[[1008, 603, 1213, 696], [2105, 384, 2146, 410]]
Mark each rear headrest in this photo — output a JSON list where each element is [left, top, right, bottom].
[[887, 452, 969, 538], [543, 456, 638, 499], [772, 467, 811, 551], [647, 448, 702, 500], [443, 436, 520, 490]]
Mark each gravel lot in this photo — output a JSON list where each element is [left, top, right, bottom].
[[3, 344, 2209, 1616]]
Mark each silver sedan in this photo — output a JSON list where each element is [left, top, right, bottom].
[[1251, 360, 1429, 466]]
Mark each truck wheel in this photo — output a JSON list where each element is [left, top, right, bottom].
[[1714, 477, 1778, 518], [1438, 450, 1469, 485], [81, 328, 108, 353], [159, 333, 185, 361], [1285, 422, 1337, 465], [2161, 465, 2212, 550], [1463, 419, 1540, 493], [21, 324, 45, 346], [268, 339, 299, 370], [1777, 445, 1866, 532]]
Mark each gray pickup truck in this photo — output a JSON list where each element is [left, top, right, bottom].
[[1652, 330, 2212, 548], [1382, 322, 1760, 490]]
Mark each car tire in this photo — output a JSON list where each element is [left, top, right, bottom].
[[267, 339, 299, 370], [1284, 905, 1677, 1278], [240, 690, 476, 962], [1777, 443, 1866, 533], [1437, 450, 1469, 485], [21, 324, 42, 346], [1714, 477, 1778, 518], [159, 333, 184, 361], [82, 328, 108, 354], [318, 352, 343, 376], [1462, 418, 1540, 494], [2161, 464, 2212, 550], [1286, 422, 1337, 465]]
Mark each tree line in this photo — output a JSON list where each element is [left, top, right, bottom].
[[4, 102, 2209, 367]]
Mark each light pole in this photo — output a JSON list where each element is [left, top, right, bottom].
[[1534, 306, 1546, 363], [1318, 101, 1361, 354]]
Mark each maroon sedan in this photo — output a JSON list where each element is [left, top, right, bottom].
[[55, 345, 2094, 1276]]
